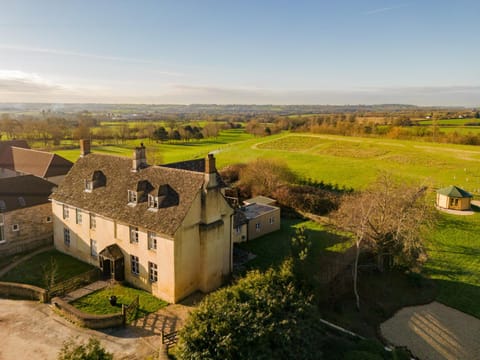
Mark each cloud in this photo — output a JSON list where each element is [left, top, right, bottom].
[[0, 44, 184, 77], [0, 75, 479, 106], [0, 70, 65, 93], [363, 4, 409, 15]]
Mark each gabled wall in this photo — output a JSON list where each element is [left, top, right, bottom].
[[0, 203, 53, 258]]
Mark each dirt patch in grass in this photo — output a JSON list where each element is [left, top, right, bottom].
[[256, 135, 327, 152]]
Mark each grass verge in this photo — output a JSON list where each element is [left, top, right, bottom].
[[0, 249, 93, 287], [71, 283, 167, 322]]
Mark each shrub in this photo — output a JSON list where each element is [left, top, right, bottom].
[[176, 262, 325, 360], [57, 337, 113, 360]]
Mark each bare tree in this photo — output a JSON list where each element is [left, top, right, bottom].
[[333, 173, 434, 309]]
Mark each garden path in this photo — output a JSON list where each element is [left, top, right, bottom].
[[61, 279, 111, 302]]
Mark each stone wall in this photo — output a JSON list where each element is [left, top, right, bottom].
[[51, 297, 125, 329], [0, 281, 48, 302], [0, 203, 53, 258]]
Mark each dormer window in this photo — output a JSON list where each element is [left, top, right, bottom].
[[148, 184, 179, 210], [148, 194, 159, 209], [18, 197, 26, 207], [85, 170, 106, 192], [0, 200, 6, 212], [128, 190, 138, 205]]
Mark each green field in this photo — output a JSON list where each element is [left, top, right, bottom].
[[55, 132, 480, 192], [54, 128, 254, 163], [417, 118, 479, 126]]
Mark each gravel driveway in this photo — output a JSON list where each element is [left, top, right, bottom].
[[381, 302, 480, 360], [0, 299, 193, 360]]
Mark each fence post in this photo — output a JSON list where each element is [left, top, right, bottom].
[[122, 304, 126, 326]]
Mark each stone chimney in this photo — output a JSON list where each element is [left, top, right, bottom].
[[204, 153, 218, 188], [132, 143, 147, 172], [205, 153, 216, 174], [80, 139, 90, 157]]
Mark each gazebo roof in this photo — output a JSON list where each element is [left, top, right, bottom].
[[99, 244, 124, 261], [436, 185, 472, 198]]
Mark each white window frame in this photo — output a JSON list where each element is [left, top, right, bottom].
[[90, 239, 98, 258], [128, 190, 138, 204], [269, 217, 275, 224], [64, 227, 70, 246], [76, 208, 82, 225], [130, 226, 139, 244], [130, 255, 139, 275], [46, 216, 52, 223], [63, 205, 69, 220], [149, 261, 158, 283], [148, 231, 157, 250], [148, 194, 159, 209], [255, 223, 261, 231], [12, 224, 19, 232], [235, 226, 241, 234]]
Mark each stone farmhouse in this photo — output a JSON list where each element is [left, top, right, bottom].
[[0, 175, 56, 258], [51, 141, 234, 303], [0, 140, 73, 185]]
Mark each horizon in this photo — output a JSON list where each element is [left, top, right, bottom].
[[1, 1, 479, 106]]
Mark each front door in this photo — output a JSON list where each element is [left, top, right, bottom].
[[101, 257, 111, 278]]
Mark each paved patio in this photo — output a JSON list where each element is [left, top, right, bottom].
[[381, 302, 480, 360]]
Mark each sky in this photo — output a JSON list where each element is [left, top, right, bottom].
[[0, 0, 479, 106]]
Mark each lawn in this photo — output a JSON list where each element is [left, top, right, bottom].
[[71, 283, 167, 322], [423, 211, 480, 318], [0, 250, 93, 287], [236, 219, 351, 273], [52, 131, 480, 193]]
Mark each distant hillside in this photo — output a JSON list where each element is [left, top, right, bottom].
[[0, 103, 468, 116]]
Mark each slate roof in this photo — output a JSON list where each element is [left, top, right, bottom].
[[0, 141, 72, 178], [0, 175, 56, 212], [50, 153, 206, 237], [233, 210, 248, 227], [162, 158, 227, 188], [436, 185, 473, 198], [0, 140, 29, 169]]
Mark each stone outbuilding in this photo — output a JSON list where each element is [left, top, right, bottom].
[[0, 175, 56, 258], [436, 185, 472, 211]]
